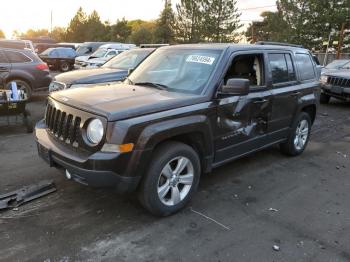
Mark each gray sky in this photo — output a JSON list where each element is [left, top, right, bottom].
[[0, 0, 276, 38]]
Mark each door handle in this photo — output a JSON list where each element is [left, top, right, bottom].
[[290, 91, 301, 97], [253, 99, 268, 104]]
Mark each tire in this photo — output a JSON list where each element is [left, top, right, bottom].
[[6, 80, 32, 100], [280, 112, 312, 156], [320, 93, 330, 104], [138, 141, 201, 216], [23, 110, 33, 133], [60, 61, 70, 72]]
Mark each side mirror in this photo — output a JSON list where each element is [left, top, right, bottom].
[[128, 68, 134, 75], [220, 78, 250, 96]]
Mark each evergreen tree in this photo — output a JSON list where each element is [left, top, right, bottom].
[[85, 10, 108, 41], [154, 0, 175, 43], [110, 18, 132, 42], [175, 0, 204, 43], [203, 0, 242, 42], [66, 7, 88, 42]]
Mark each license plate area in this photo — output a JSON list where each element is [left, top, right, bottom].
[[331, 86, 343, 94]]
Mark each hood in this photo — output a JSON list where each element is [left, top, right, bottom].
[[50, 84, 204, 121], [324, 69, 350, 78], [75, 55, 90, 62], [54, 68, 128, 85]]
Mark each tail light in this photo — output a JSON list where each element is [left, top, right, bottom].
[[36, 63, 49, 71]]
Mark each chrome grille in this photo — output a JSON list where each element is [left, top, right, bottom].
[[45, 103, 81, 146], [327, 77, 350, 88]]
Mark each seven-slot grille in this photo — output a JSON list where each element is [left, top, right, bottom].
[[45, 103, 81, 146], [327, 77, 350, 88]]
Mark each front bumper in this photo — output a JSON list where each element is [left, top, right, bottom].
[[35, 120, 141, 193], [321, 84, 350, 100]]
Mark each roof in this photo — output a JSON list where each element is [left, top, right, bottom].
[[161, 43, 308, 52]]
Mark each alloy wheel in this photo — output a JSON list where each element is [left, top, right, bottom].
[[294, 119, 309, 151]]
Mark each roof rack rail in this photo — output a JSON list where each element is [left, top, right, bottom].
[[255, 41, 304, 48]]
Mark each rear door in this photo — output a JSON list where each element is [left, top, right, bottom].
[[267, 52, 300, 141], [0, 50, 11, 87]]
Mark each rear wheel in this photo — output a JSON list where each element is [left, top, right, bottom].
[[280, 112, 311, 156], [60, 61, 70, 72], [6, 79, 32, 100], [320, 93, 330, 104], [138, 141, 201, 216]]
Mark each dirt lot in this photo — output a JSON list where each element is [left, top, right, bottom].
[[0, 95, 350, 262]]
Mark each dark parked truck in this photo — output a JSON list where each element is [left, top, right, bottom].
[[36, 43, 320, 216]]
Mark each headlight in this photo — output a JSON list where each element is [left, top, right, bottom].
[[86, 119, 104, 144], [320, 75, 328, 84]]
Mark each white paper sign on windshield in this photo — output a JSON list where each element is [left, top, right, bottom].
[[186, 55, 215, 65]]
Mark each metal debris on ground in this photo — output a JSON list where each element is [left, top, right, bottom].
[[190, 207, 231, 231], [273, 245, 280, 251], [268, 208, 278, 212], [0, 180, 56, 210]]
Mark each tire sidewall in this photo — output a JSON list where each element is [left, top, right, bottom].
[[140, 142, 201, 216], [60, 61, 70, 72], [290, 112, 312, 155]]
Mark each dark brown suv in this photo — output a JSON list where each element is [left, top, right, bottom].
[[35, 43, 320, 216]]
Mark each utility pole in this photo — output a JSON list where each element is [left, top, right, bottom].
[[50, 10, 53, 35], [336, 22, 346, 59]]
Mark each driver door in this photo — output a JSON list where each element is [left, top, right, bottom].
[[214, 51, 272, 164]]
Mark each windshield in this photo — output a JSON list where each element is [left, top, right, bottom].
[[76, 46, 92, 56], [40, 48, 54, 55], [128, 49, 222, 94], [325, 60, 349, 69], [342, 61, 350, 69], [103, 50, 151, 70], [90, 48, 108, 58]]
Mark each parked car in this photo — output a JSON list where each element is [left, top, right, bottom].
[[35, 43, 76, 54], [39, 47, 76, 72], [0, 39, 35, 53], [36, 43, 319, 216], [75, 43, 136, 69], [49, 48, 154, 92], [321, 59, 350, 75], [0, 48, 51, 99], [74, 42, 110, 68], [320, 67, 350, 103]]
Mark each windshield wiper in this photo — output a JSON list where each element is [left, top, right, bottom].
[[134, 82, 169, 90]]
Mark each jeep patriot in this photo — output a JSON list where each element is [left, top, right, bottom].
[[36, 43, 320, 216]]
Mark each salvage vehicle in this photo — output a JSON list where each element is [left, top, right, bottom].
[[321, 59, 350, 75], [75, 43, 136, 69], [0, 39, 35, 53], [39, 47, 76, 72], [320, 65, 350, 103], [0, 48, 51, 99], [49, 48, 155, 92], [36, 43, 319, 216]]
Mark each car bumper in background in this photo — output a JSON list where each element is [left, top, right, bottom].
[[321, 84, 350, 100]]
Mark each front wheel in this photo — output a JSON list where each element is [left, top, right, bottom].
[[280, 112, 311, 156], [138, 141, 201, 216], [60, 61, 70, 72]]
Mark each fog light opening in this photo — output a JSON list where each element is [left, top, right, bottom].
[[65, 169, 72, 180]]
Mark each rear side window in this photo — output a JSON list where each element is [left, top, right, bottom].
[[5, 51, 31, 63], [268, 53, 296, 84], [295, 53, 315, 81]]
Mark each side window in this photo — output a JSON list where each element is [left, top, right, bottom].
[[285, 54, 296, 81], [224, 53, 264, 87], [295, 53, 315, 81], [5, 51, 31, 63], [268, 54, 289, 84]]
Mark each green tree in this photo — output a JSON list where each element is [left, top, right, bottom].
[[110, 18, 132, 42], [66, 7, 88, 42], [203, 0, 242, 42], [85, 10, 109, 41], [0, 30, 5, 38], [154, 0, 175, 43], [50, 27, 67, 42], [175, 0, 204, 43]]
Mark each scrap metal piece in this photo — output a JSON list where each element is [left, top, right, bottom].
[[0, 180, 56, 210]]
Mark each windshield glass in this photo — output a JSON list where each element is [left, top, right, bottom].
[[128, 49, 222, 94], [90, 48, 107, 58], [40, 48, 54, 55], [342, 61, 350, 69], [76, 46, 92, 56], [103, 50, 151, 69], [325, 60, 349, 69]]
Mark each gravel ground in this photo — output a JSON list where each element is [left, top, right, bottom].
[[0, 95, 349, 262]]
